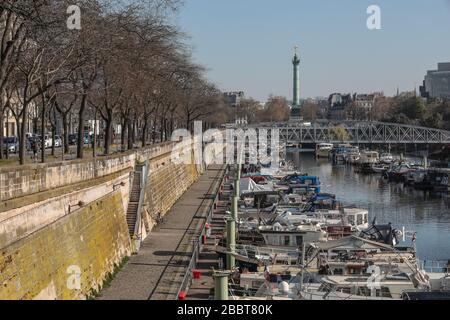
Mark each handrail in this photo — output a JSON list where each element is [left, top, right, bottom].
[[176, 165, 228, 299], [133, 161, 148, 242]]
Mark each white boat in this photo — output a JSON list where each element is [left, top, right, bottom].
[[260, 160, 301, 180], [358, 151, 379, 165], [274, 208, 369, 232], [380, 153, 395, 164], [372, 164, 389, 174], [316, 143, 333, 158], [300, 274, 419, 300], [257, 223, 328, 248], [344, 147, 360, 164]]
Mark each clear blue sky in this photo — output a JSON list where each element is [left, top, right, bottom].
[[176, 0, 450, 102]]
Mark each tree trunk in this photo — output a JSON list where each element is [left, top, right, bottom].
[[121, 118, 127, 151], [41, 103, 46, 163], [77, 95, 87, 159], [51, 123, 56, 156], [19, 104, 27, 165], [160, 117, 164, 142], [92, 110, 97, 158], [62, 112, 69, 154], [132, 120, 136, 144], [141, 119, 147, 148], [127, 120, 133, 150], [152, 116, 158, 144], [5, 116, 10, 159], [104, 113, 113, 155], [0, 109, 4, 160]]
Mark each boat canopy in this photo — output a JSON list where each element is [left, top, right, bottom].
[[309, 235, 395, 252], [240, 177, 273, 196]]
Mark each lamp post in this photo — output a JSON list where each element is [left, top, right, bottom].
[[226, 217, 236, 270]]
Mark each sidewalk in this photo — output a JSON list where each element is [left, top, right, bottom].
[[98, 165, 226, 300]]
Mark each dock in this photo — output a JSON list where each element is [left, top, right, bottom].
[[98, 165, 227, 300], [186, 178, 232, 300]]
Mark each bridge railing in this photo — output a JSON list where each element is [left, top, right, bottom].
[[226, 120, 450, 144]]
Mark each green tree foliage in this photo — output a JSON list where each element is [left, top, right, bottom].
[[330, 125, 349, 142]]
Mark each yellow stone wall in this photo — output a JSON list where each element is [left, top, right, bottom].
[[0, 140, 213, 299], [142, 152, 202, 233], [0, 191, 131, 300]]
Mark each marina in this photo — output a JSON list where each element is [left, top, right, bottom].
[[181, 144, 450, 301]]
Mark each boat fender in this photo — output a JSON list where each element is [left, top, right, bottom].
[[278, 281, 290, 295]]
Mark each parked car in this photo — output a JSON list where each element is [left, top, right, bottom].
[[43, 134, 53, 148], [68, 134, 78, 145], [2, 137, 19, 154], [54, 135, 62, 148]]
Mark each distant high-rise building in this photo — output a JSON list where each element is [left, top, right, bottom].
[[421, 62, 450, 100], [224, 91, 245, 107]]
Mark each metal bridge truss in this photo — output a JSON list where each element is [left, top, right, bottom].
[[234, 121, 450, 145]]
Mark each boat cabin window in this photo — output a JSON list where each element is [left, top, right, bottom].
[[284, 236, 290, 246], [268, 274, 278, 283], [333, 268, 344, 275], [348, 215, 355, 225], [357, 214, 363, 226], [337, 287, 351, 294], [296, 236, 303, 246], [358, 286, 371, 296], [377, 287, 392, 298], [252, 281, 265, 288]]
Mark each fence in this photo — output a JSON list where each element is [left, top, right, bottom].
[[176, 165, 228, 300]]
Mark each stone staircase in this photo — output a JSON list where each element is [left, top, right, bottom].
[[126, 165, 143, 236]]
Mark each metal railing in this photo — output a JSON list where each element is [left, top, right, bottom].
[[420, 260, 450, 274], [176, 165, 228, 299], [133, 161, 148, 249]]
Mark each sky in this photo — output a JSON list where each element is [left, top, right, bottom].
[[176, 0, 450, 102]]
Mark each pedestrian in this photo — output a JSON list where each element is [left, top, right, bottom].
[[32, 140, 39, 162]]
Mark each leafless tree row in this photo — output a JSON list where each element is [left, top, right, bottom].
[[1, 0, 228, 164]]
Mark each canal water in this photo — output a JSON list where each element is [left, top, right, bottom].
[[287, 152, 450, 261]]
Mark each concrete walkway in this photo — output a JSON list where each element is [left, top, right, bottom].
[[98, 165, 226, 300], [186, 181, 231, 300]]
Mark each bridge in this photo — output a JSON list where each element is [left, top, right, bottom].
[[231, 120, 450, 145]]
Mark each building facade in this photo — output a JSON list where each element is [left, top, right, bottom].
[[421, 62, 450, 100], [224, 91, 245, 107], [353, 92, 383, 110], [328, 93, 352, 120]]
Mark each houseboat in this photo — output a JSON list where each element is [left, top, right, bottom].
[[380, 153, 395, 164], [358, 151, 379, 165], [344, 146, 361, 164], [257, 223, 328, 248], [316, 143, 333, 158]]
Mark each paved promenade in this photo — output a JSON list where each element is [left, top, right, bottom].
[[98, 165, 226, 300]]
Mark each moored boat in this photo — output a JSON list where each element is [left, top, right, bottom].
[[316, 143, 333, 158]]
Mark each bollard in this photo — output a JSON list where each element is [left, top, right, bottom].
[[193, 269, 202, 280], [213, 271, 231, 300], [226, 217, 236, 270], [178, 291, 187, 300]]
